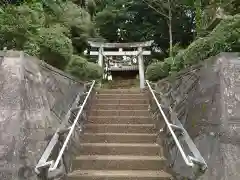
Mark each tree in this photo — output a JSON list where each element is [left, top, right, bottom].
[[0, 0, 102, 80], [142, 0, 174, 57], [71, 0, 103, 18], [95, 0, 194, 56], [146, 13, 240, 80]]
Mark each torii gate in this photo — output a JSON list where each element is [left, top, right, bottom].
[[88, 40, 153, 89]]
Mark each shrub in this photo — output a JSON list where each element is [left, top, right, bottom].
[[65, 55, 102, 80], [183, 14, 240, 66], [170, 50, 185, 72], [146, 61, 170, 81], [85, 62, 103, 80], [182, 37, 211, 66], [36, 27, 73, 70], [65, 55, 87, 78], [0, 2, 96, 73], [0, 3, 45, 49]]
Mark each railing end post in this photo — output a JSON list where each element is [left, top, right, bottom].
[[35, 167, 40, 175]]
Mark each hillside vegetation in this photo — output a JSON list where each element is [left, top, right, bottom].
[[0, 0, 102, 80], [146, 14, 240, 81], [0, 0, 239, 81]]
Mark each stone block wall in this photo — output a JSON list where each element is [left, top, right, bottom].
[[152, 53, 240, 179], [0, 51, 85, 180]]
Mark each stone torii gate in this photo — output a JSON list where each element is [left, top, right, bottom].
[[88, 40, 153, 89]]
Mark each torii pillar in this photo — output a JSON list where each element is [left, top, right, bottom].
[[98, 46, 103, 67], [88, 40, 153, 89], [137, 46, 145, 89]]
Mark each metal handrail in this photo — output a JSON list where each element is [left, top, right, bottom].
[[35, 80, 95, 174], [146, 80, 207, 168]]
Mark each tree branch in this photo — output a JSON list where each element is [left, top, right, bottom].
[[142, 0, 169, 19], [152, 0, 169, 12]]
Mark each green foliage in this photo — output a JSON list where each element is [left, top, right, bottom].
[[171, 43, 184, 57], [59, 1, 95, 52], [95, 0, 194, 51], [37, 27, 73, 69], [1, 0, 239, 83], [146, 61, 170, 81], [0, 1, 100, 80], [24, 22, 72, 70], [182, 14, 240, 66], [0, 3, 44, 49], [65, 55, 102, 80], [23, 39, 40, 56], [85, 62, 103, 80], [71, 0, 97, 17], [60, 1, 93, 32], [170, 49, 185, 72], [65, 55, 87, 78], [147, 14, 240, 81]]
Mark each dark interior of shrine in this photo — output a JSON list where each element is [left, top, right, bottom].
[[111, 70, 138, 80], [105, 70, 139, 88]]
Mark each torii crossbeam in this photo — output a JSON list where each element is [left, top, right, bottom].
[[88, 40, 153, 89]]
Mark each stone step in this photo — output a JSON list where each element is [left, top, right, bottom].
[[93, 98, 149, 105], [97, 89, 144, 94], [72, 155, 166, 171], [87, 116, 153, 124], [82, 133, 157, 143], [96, 94, 146, 99], [79, 143, 162, 156], [91, 104, 149, 110], [67, 170, 172, 180], [85, 124, 155, 133], [90, 110, 150, 116]]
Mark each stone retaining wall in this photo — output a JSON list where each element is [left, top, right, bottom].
[[0, 51, 85, 180], [152, 53, 240, 179]]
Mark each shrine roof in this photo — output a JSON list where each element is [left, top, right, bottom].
[[88, 40, 154, 48]]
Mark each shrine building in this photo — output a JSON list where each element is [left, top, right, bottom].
[[88, 40, 153, 89]]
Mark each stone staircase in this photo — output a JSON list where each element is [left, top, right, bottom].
[[67, 89, 172, 180], [102, 79, 139, 89]]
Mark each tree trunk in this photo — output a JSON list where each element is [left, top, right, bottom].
[[168, 0, 173, 57], [195, 0, 203, 38]]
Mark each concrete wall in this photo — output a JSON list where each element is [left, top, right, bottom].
[[152, 53, 240, 179], [0, 51, 85, 180]]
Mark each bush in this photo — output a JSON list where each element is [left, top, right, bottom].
[[0, 3, 45, 49], [24, 39, 41, 56], [181, 37, 211, 66], [37, 27, 73, 70], [183, 14, 240, 66], [146, 61, 170, 81], [65, 55, 102, 80], [0, 1, 96, 79], [65, 55, 87, 78], [23, 24, 73, 70], [85, 62, 103, 80], [170, 50, 185, 72]]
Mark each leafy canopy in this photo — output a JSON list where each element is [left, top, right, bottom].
[[0, 0, 102, 80]]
